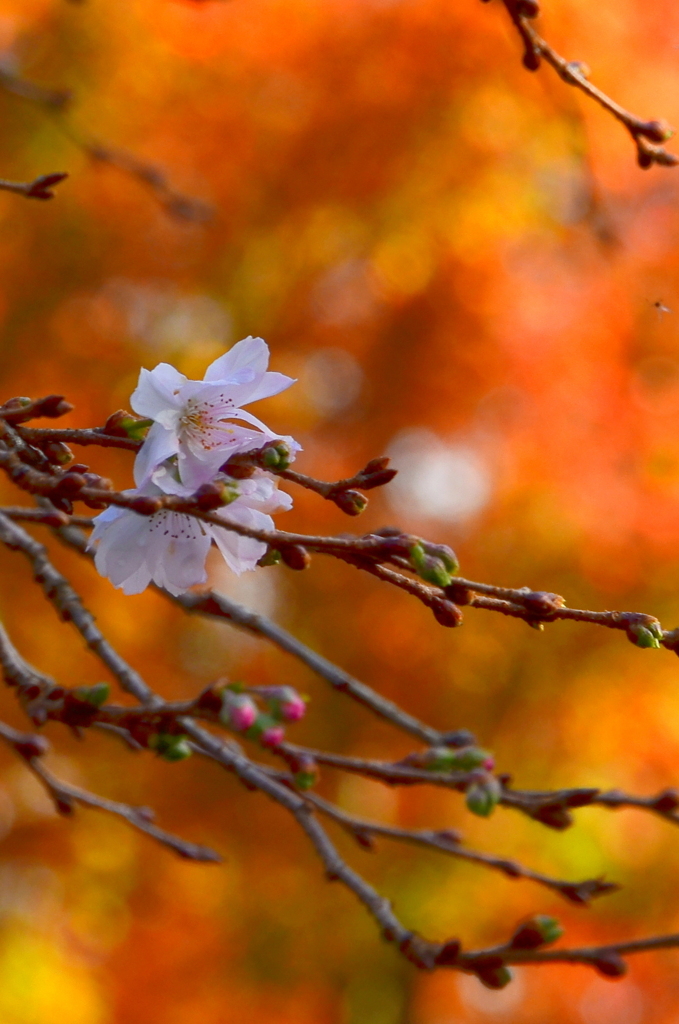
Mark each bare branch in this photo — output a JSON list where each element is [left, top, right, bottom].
[[0, 173, 68, 200], [0, 64, 211, 220], [0, 511, 157, 706], [492, 0, 677, 168], [303, 789, 617, 905], [0, 720, 219, 861]]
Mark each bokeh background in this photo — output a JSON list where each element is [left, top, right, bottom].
[[0, 0, 679, 1020]]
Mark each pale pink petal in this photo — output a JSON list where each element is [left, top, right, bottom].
[[227, 409, 302, 459], [119, 564, 155, 596], [133, 422, 180, 487], [238, 476, 293, 514], [130, 364, 187, 418], [92, 513, 150, 588], [210, 505, 271, 574], [203, 336, 270, 382], [177, 447, 231, 491], [150, 514, 211, 594], [230, 371, 296, 405]]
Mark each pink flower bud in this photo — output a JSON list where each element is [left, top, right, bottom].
[[261, 725, 285, 748], [281, 693, 306, 722], [482, 756, 495, 771], [222, 694, 258, 732]]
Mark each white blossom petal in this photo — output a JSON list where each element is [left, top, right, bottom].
[[203, 336, 270, 382], [210, 504, 271, 574], [133, 422, 180, 487], [148, 513, 211, 595], [130, 364, 187, 419], [227, 371, 296, 405], [237, 475, 293, 514]]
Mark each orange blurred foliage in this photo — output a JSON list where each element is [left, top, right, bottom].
[[1, 0, 679, 1021]]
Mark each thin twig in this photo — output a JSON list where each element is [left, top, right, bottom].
[[303, 789, 616, 904], [0, 64, 211, 220], [495, 0, 677, 168], [0, 173, 68, 200], [176, 590, 444, 745], [0, 512, 157, 706], [0, 720, 220, 861]]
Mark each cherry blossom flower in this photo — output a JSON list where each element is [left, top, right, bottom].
[[89, 466, 292, 596], [130, 335, 300, 490]]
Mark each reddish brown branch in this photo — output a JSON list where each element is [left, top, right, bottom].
[[0, 63, 211, 220], [493, 0, 677, 168], [0, 173, 68, 200]]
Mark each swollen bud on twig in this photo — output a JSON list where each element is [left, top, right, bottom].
[[510, 915, 563, 949], [274, 687, 307, 722], [626, 621, 663, 649], [358, 457, 398, 490], [593, 954, 628, 979], [652, 787, 679, 813], [423, 745, 494, 772], [103, 410, 153, 440], [434, 938, 461, 966], [261, 441, 293, 470], [25, 172, 69, 200], [333, 489, 368, 516], [14, 734, 50, 760], [430, 596, 463, 628], [72, 683, 110, 707], [194, 478, 240, 509], [421, 542, 459, 575], [292, 753, 318, 790], [638, 119, 675, 143], [219, 691, 258, 732], [476, 965, 513, 989], [280, 545, 311, 570], [149, 733, 192, 762], [257, 547, 282, 567], [465, 776, 501, 817], [41, 441, 73, 465], [409, 543, 452, 588], [244, 712, 286, 748]]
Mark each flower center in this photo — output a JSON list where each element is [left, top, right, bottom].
[[179, 397, 238, 451]]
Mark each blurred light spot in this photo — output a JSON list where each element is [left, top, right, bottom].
[[537, 161, 591, 226], [303, 347, 363, 416], [372, 229, 434, 298], [209, 551, 279, 619], [102, 279, 232, 351], [338, 774, 399, 824], [475, 386, 528, 431], [181, 553, 283, 671], [0, 865, 61, 924], [579, 977, 644, 1024], [311, 259, 379, 326], [457, 968, 525, 1014], [0, 929, 105, 1024], [632, 356, 679, 414], [386, 429, 492, 523]]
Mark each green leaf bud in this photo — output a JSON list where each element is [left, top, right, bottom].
[[449, 746, 495, 771], [422, 542, 459, 575], [627, 624, 661, 649], [73, 683, 110, 707], [510, 915, 564, 949], [465, 776, 501, 817], [149, 733, 192, 762], [477, 965, 512, 989], [409, 543, 452, 588]]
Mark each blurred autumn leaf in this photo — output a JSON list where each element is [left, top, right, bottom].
[[1, 0, 679, 1022]]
